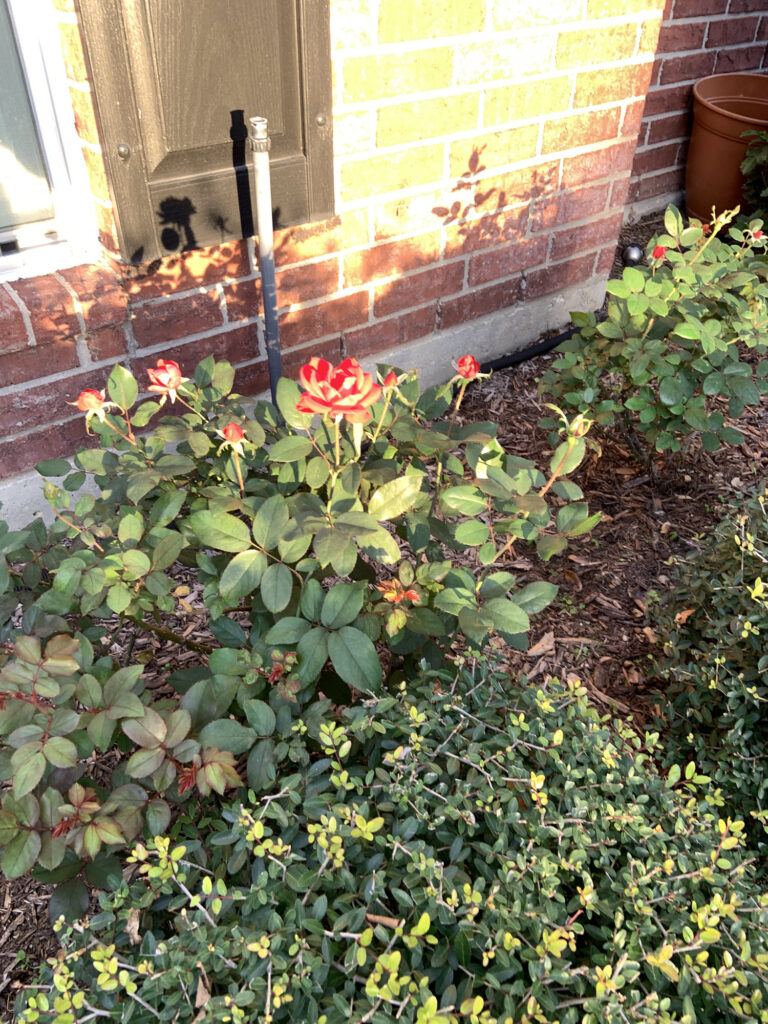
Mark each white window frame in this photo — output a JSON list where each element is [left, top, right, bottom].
[[0, 0, 100, 281]]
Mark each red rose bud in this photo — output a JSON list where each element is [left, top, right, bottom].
[[221, 422, 245, 444], [457, 354, 480, 380], [296, 356, 383, 424], [652, 245, 667, 260], [383, 371, 398, 388], [147, 358, 183, 395], [74, 389, 105, 413], [754, 230, 764, 240]]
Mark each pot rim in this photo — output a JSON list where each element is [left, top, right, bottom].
[[693, 72, 768, 127]]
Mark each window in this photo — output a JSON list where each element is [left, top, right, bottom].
[[77, 0, 334, 264], [0, 0, 99, 280]]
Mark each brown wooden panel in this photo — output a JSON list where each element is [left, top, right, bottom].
[[77, 0, 333, 263]]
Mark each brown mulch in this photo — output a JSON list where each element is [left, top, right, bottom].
[[4, 209, 767, 1019]]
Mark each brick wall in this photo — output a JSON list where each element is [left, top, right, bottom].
[[1, 0, 668, 482], [628, 0, 768, 217]]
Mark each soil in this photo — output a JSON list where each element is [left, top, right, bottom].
[[4, 210, 766, 1019]]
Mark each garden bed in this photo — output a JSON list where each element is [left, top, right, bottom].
[[3, 208, 768, 1019]]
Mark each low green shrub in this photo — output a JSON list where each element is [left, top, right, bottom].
[[538, 205, 768, 463], [649, 483, 768, 852], [16, 664, 768, 1024], [0, 354, 598, 905]]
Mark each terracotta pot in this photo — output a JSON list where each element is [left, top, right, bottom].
[[685, 72, 768, 220]]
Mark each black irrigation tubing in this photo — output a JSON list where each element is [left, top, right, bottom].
[[478, 311, 609, 374]]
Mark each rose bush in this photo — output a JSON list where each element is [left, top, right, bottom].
[[0, 352, 598, 907]]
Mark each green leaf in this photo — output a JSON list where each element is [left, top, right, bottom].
[[368, 474, 426, 521], [243, 700, 276, 737], [327, 626, 381, 691], [49, 879, 89, 924], [264, 617, 312, 644], [107, 364, 138, 410], [440, 485, 487, 516], [252, 495, 290, 550], [260, 562, 293, 613], [199, 719, 256, 755], [276, 378, 312, 430], [483, 597, 530, 636], [13, 752, 46, 798], [43, 736, 78, 769], [124, 747, 166, 779], [36, 458, 72, 477], [549, 438, 585, 477], [297, 627, 329, 684], [85, 854, 123, 891], [219, 550, 267, 602], [2, 830, 42, 878], [210, 616, 247, 647], [658, 377, 684, 407], [126, 470, 162, 504], [605, 278, 629, 298], [321, 584, 364, 629], [623, 266, 645, 293], [247, 739, 276, 791], [300, 579, 324, 621], [514, 581, 558, 614], [453, 521, 490, 546], [149, 490, 186, 528], [268, 436, 314, 463], [188, 511, 252, 552]]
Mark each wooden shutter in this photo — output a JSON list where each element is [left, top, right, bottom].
[[77, 0, 333, 263]]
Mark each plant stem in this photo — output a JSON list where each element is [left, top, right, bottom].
[[126, 615, 214, 654]]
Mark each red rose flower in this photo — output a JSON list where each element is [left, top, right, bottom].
[[457, 354, 480, 380], [652, 245, 667, 260], [74, 389, 105, 413], [221, 422, 245, 444], [377, 579, 419, 604], [296, 357, 382, 424], [383, 371, 398, 388], [147, 359, 184, 402]]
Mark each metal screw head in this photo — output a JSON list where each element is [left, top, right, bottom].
[[623, 244, 644, 265], [315, 113, 327, 127], [116, 143, 131, 160]]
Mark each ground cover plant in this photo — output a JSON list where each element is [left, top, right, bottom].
[[15, 667, 768, 1024], [538, 205, 768, 467], [0, 352, 596, 914]]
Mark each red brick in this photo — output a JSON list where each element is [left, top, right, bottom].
[[646, 111, 691, 145], [707, 15, 761, 46], [659, 51, 717, 85], [469, 237, 548, 287], [631, 142, 684, 177], [1, 341, 80, 388], [278, 292, 369, 349], [438, 277, 523, 330], [642, 83, 692, 117], [730, 0, 768, 11], [0, 286, 29, 354], [374, 263, 464, 318], [525, 254, 595, 299], [656, 21, 706, 53], [444, 206, 528, 257], [0, 370, 97, 436], [57, 21, 88, 82], [232, 360, 270, 398], [542, 108, 622, 155], [132, 326, 260, 386], [550, 211, 624, 262], [344, 233, 441, 288], [60, 264, 128, 333], [10, 275, 80, 344], [595, 245, 618, 276], [557, 24, 638, 70], [610, 175, 632, 208], [94, 203, 119, 254], [86, 326, 128, 362], [275, 213, 368, 267], [531, 184, 610, 232], [223, 279, 263, 323], [621, 98, 648, 139], [275, 259, 339, 310], [125, 241, 251, 300], [560, 140, 637, 188], [130, 290, 223, 348], [627, 166, 686, 203], [346, 306, 436, 361], [714, 46, 766, 73], [81, 147, 111, 204], [0, 418, 96, 478], [672, 0, 726, 14], [68, 87, 101, 146], [574, 65, 654, 108]]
